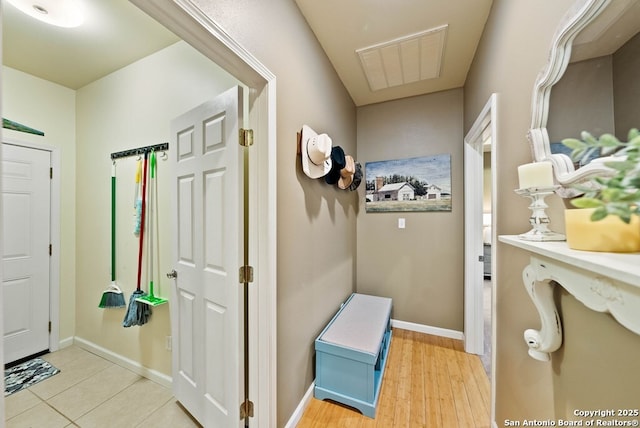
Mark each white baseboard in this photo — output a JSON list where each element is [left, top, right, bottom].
[[73, 337, 172, 389], [58, 336, 74, 349], [284, 382, 315, 428], [493, 421, 498, 428], [391, 319, 464, 340]]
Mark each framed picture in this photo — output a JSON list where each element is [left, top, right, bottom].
[[365, 154, 451, 212]]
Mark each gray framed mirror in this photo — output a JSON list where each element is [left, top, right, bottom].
[[527, 0, 640, 198]]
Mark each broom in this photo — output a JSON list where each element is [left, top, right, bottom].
[[99, 161, 126, 308], [123, 152, 152, 327], [136, 151, 168, 307]]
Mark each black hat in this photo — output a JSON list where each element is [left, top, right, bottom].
[[324, 146, 346, 185], [348, 162, 362, 191]]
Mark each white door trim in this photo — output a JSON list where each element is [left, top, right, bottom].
[[463, 93, 497, 425], [1, 139, 61, 353], [130, 1, 277, 426]]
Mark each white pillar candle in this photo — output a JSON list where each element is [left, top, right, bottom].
[[518, 162, 554, 189]]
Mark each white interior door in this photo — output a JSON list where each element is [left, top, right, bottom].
[[170, 86, 245, 427], [2, 143, 51, 364]]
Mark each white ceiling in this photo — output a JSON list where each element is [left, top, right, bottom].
[[2, 0, 179, 90], [3, 0, 639, 106], [294, 0, 493, 106], [2, 0, 494, 106]]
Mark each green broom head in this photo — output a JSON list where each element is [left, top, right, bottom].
[[99, 283, 126, 309], [122, 289, 152, 327], [135, 281, 168, 307]]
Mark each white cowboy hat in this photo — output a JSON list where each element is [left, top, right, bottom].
[[301, 125, 332, 179]]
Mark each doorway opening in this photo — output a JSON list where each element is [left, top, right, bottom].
[[463, 93, 497, 373], [1, 1, 277, 426]]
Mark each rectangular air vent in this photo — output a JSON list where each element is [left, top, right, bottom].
[[357, 24, 448, 92]]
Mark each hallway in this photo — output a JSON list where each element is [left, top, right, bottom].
[[5, 328, 490, 427]]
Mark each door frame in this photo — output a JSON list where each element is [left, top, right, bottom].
[[463, 93, 497, 425], [463, 93, 497, 354], [130, 1, 277, 426], [1, 139, 62, 354]]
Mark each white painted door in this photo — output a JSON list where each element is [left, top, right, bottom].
[[170, 86, 245, 427], [2, 143, 51, 364]]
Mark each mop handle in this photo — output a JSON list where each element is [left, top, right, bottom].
[[136, 153, 149, 291], [148, 151, 155, 296], [111, 162, 116, 281]]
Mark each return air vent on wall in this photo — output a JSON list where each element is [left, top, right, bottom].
[[356, 24, 448, 92]]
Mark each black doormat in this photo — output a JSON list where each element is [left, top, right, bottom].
[[4, 357, 60, 396]]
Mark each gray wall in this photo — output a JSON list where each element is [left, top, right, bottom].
[[548, 30, 640, 144], [547, 56, 615, 142], [613, 32, 640, 138], [465, 0, 640, 423], [355, 89, 464, 331], [190, 1, 357, 425]]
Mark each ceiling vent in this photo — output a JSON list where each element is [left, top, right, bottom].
[[356, 24, 448, 92]]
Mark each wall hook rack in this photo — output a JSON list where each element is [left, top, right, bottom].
[[110, 142, 169, 160]]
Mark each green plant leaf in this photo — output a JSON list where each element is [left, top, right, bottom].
[[628, 135, 640, 148], [604, 160, 635, 172], [561, 138, 586, 150], [598, 133, 621, 147], [581, 131, 597, 145], [571, 198, 603, 208], [590, 207, 609, 221]]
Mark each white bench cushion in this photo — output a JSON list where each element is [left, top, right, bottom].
[[319, 294, 392, 355]]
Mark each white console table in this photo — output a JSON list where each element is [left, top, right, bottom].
[[499, 235, 640, 361]]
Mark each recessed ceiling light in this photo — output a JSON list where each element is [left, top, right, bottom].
[[6, 0, 85, 28]]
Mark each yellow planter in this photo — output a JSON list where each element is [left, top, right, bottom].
[[565, 208, 640, 252]]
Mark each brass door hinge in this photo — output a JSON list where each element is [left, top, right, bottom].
[[50, 167, 53, 179], [48, 322, 52, 333], [239, 265, 254, 283], [240, 399, 254, 419], [239, 128, 254, 147], [49, 244, 52, 256]]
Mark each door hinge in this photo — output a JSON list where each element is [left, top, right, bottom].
[[479, 255, 484, 262], [240, 399, 254, 419], [50, 167, 53, 179], [48, 322, 52, 333], [49, 244, 52, 256], [239, 265, 254, 283], [239, 128, 254, 147]]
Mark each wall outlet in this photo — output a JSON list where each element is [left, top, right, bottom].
[[165, 336, 172, 351], [398, 218, 406, 229]]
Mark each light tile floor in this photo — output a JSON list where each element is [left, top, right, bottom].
[[5, 346, 201, 428]]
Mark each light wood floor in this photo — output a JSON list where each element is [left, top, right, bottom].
[[297, 328, 491, 428]]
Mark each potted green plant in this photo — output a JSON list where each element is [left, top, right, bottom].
[[561, 129, 640, 252]]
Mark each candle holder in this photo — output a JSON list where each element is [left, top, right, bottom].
[[515, 186, 566, 241]]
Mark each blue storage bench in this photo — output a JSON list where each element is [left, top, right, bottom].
[[314, 293, 392, 418]]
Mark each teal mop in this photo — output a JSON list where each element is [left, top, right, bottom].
[[136, 151, 168, 307], [99, 161, 126, 308], [123, 152, 152, 327]]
